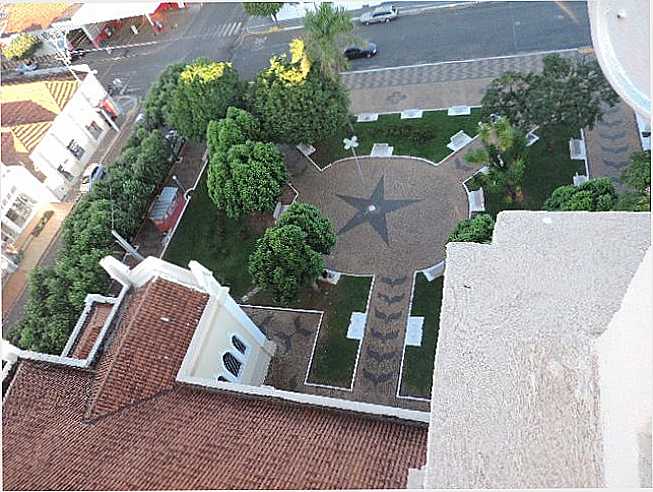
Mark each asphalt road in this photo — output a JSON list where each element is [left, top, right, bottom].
[[232, 1, 591, 79]]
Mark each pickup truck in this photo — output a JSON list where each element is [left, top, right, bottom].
[[360, 5, 399, 25]]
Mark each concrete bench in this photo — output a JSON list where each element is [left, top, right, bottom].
[[447, 130, 473, 152], [423, 261, 445, 281], [346, 312, 367, 340], [569, 138, 586, 160], [400, 109, 423, 119], [573, 173, 589, 187], [405, 317, 424, 347], [357, 112, 379, 123], [468, 187, 485, 213], [273, 202, 291, 221], [448, 105, 471, 116], [296, 143, 316, 156], [371, 143, 394, 157]]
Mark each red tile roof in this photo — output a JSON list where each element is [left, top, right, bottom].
[[2, 275, 429, 489], [69, 302, 114, 360], [0, 3, 78, 35]]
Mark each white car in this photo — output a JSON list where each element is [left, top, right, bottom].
[[360, 5, 399, 25], [79, 163, 106, 193]]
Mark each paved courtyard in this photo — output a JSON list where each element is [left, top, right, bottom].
[[276, 144, 483, 410]]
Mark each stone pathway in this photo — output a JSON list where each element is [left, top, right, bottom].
[[281, 144, 482, 410], [585, 101, 644, 191], [344, 50, 581, 114]]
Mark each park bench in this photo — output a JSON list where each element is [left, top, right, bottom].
[[346, 312, 367, 340], [405, 317, 424, 347], [526, 130, 540, 147], [371, 143, 394, 156], [423, 261, 445, 281], [296, 143, 316, 156], [400, 109, 423, 119], [447, 105, 471, 116], [357, 112, 379, 122], [573, 173, 589, 187], [569, 138, 586, 160], [468, 187, 486, 214], [447, 130, 473, 152]]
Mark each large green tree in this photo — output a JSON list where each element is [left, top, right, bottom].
[[615, 150, 651, 211], [544, 177, 618, 211], [142, 63, 185, 130], [249, 224, 325, 303], [465, 116, 528, 203], [243, 2, 283, 24], [3, 33, 41, 60], [170, 59, 241, 141], [447, 214, 495, 244], [276, 202, 336, 254], [253, 40, 350, 144], [303, 2, 355, 78], [481, 54, 619, 131]]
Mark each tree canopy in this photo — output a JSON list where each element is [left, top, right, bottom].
[[276, 202, 336, 255], [169, 59, 241, 141], [481, 54, 619, 131], [543, 177, 618, 211], [3, 33, 41, 60], [142, 63, 185, 130], [447, 214, 495, 244], [303, 2, 355, 78], [249, 224, 325, 303], [243, 2, 283, 22], [253, 39, 350, 144]]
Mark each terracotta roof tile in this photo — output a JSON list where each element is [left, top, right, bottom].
[[0, 130, 46, 181], [1, 100, 58, 126], [69, 302, 114, 360], [2, 274, 428, 489], [3, 361, 427, 490], [0, 3, 77, 35]]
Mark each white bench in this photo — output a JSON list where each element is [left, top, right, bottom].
[[405, 317, 424, 347], [346, 312, 367, 340], [448, 105, 471, 116], [478, 165, 492, 175], [423, 261, 445, 281], [447, 130, 473, 152], [573, 173, 589, 187], [319, 269, 341, 285], [569, 138, 586, 160], [273, 202, 291, 221], [468, 187, 485, 213], [296, 143, 316, 156], [400, 109, 423, 119], [526, 130, 540, 147], [371, 143, 394, 157], [357, 112, 379, 123]]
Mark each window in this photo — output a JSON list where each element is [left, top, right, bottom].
[[231, 335, 247, 354], [5, 193, 36, 228], [223, 352, 241, 378], [217, 376, 228, 382], [86, 121, 103, 140], [66, 139, 85, 159]]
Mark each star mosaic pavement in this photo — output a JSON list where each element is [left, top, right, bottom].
[[336, 176, 421, 245]]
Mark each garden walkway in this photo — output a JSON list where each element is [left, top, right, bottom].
[[282, 143, 483, 410]]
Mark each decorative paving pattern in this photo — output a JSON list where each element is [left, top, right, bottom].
[[336, 176, 421, 245], [283, 146, 483, 410]]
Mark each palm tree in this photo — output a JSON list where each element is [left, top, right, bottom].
[[466, 116, 527, 202], [303, 3, 356, 79]]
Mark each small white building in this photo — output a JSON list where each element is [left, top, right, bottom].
[[1, 64, 119, 243]]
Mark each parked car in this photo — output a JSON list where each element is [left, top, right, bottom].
[[17, 60, 39, 74], [80, 163, 106, 193], [360, 5, 398, 25], [344, 42, 378, 60]]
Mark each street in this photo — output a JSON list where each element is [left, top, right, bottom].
[[82, 1, 591, 97]]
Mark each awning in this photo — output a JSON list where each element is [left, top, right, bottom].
[[71, 2, 160, 26]]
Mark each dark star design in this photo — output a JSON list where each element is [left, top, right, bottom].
[[336, 176, 421, 245]]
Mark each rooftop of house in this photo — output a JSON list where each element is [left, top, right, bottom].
[[0, 2, 79, 37], [2, 257, 428, 490], [425, 211, 651, 489]]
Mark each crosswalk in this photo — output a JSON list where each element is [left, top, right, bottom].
[[213, 21, 242, 38]]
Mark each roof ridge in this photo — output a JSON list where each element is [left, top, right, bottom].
[[84, 280, 154, 420]]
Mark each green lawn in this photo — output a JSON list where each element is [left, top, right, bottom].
[[251, 275, 372, 389], [467, 125, 587, 217], [164, 174, 260, 298], [400, 273, 444, 399], [311, 109, 482, 168]]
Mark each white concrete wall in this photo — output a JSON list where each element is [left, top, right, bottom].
[[596, 247, 652, 488]]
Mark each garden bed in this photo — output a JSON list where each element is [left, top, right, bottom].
[[399, 273, 444, 399], [311, 109, 482, 169], [250, 275, 372, 389], [164, 174, 262, 298], [466, 125, 587, 217]]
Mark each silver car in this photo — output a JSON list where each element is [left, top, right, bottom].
[[360, 5, 399, 25]]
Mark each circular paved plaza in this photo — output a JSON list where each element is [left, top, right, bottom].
[[294, 156, 471, 275]]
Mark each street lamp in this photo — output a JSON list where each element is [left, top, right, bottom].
[[343, 135, 364, 185]]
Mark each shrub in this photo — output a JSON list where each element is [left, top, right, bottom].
[[3, 33, 41, 60], [447, 214, 495, 244]]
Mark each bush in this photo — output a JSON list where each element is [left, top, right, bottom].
[[3, 33, 41, 60], [544, 177, 617, 211], [276, 202, 336, 255], [447, 214, 495, 244], [142, 63, 185, 130]]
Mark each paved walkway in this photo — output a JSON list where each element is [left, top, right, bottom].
[[585, 101, 644, 191], [280, 142, 482, 410], [344, 50, 580, 114]]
